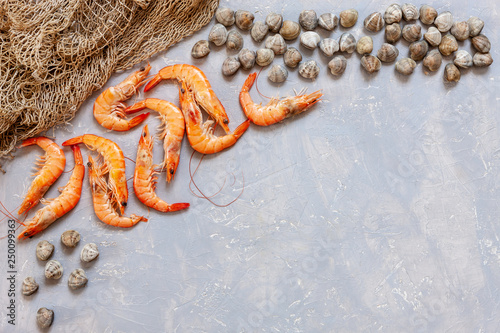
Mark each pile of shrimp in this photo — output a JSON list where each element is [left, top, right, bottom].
[[5, 64, 322, 240]]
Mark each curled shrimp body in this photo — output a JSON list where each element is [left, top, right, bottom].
[[18, 137, 66, 215], [239, 73, 323, 126], [93, 64, 151, 131], [18, 145, 85, 240], [144, 64, 231, 134], [88, 156, 147, 228], [125, 98, 185, 182], [62, 134, 127, 215], [178, 82, 250, 154], [133, 125, 190, 212]]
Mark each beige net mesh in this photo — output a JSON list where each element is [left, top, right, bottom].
[[0, 0, 219, 161]]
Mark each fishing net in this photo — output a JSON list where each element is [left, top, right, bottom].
[[0, 0, 219, 162]]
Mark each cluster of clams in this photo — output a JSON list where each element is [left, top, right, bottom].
[[22, 230, 99, 329]]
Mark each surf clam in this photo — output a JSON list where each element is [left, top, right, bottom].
[[283, 47, 302, 68], [191, 40, 210, 58], [472, 34, 491, 53], [384, 4, 402, 24], [361, 55, 381, 73], [300, 31, 321, 50], [453, 50, 473, 68], [238, 48, 256, 70], [450, 21, 470, 41], [423, 49, 442, 71], [268, 64, 288, 83], [318, 38, 339, 57], [356, 36, 373, 55], [215, 7, 235, 27], [385, 23, 402, 43], [266, 13, 283, 33], [339, 33, 356, 53], [227, 30, 243, 51], [468, 17, 484, 37], [235, 10, 254, 30], [434, 11, 453, 32], [279, 20, 301, 40], [439, 34, 458, 56], [22, 277, 39, 296], [409, 40, 429, 61], [37, 308, 54, 329], [81, 243, 99, 262], [318, 13, 338, 31], [419, 5, 437, 25], [61, 230, 80, 248], [424, 26, 442, 47], [444, 63, 461, 82], [256, 48, 274, 67], [265, 34, 287, 55], [473, 52, 493, 67], [208, 23, 227, 46], [251, 21, 268, 43], [364, 12, 384, 32], [395, 58, 417, 75], [339, 9, 358, 28], [377, 43, 399, 63], [299, 10, 318, 31], [36, 240, 54, 261], [45, 260, 63, 279], [328, 55, 347, 76], [402, 3, 419, 21], [402, 24, 421, 43], [221, 57, 240, 76], [299, 60, 320, 80], [68, 268, 88, 290]]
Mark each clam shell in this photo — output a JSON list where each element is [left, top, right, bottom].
[[36, 240, 54, 261], [419, 5, 437, 25], [385, 23, 402, 43], [402, 24, 421, 43], [235, 10, 254, 30], [68, 268, 88, 290], [221, 57, 241, 76], [434, 11, 453, 32], [328, 55, 347, 76], [409, 40, 429, 61], [423, 49, 442, 71], [215, 7, 235, 27], [256, 48, 274, 67], [472, 34, 491, 53], [251, 21, 269, 43], [395, 58, 417, 75], [191, 40, 210, 59], [208, 23, 227, 46], [238, 48, 256, 70], [268, 64, 288, 83], [468, 17, 484, 37], [339, 9, 358, 28], [318, 13, 338, 31], [45, 260, 63, 279], [424, 26, 442, 47], [339, 33, 356, 54], [300, 31, 321, 50], [298, 60, 320, 80], [450, 21, 470, 41], [473, 52, 493, 67], [444, 63, 461, 82], [61, 230, 80, 248], [299, 10, 318, 31], [266, 13, 283, 33], [283, 47, 302, 68], [318, 38, 339, 57], [364, 12, 384, 32], [279, 20, 301, 40], [37, 308, 54, 329], [80, 243, 99, 262], [439, 34, 458, 56], [402, 3, 419, 21], [384, 4, 402, 24], [22, 277, 39, 296], [356, 36, 373, 55], [453, 50, 473, 68], [361, 55, 381, 73], [377, 43, 399, 63], [265, 34, 287, 55], [227, 30, 244, 51]]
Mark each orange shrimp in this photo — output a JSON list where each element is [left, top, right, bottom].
[[239, 72, 323, 126], [125, 98, 185, 182], [62, 134, 127, 215], [178, 82, 250, 154], [144, 64, 231, 134], [18, 137, 66, 215], [133, 125, 190, 212], [93, 64, 151, 131], [18, 145, 85, 240], [87, 156, 147, 228]]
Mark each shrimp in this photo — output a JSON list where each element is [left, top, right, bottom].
[[144, 64, 231, 134], [133, 125, 190, 212], [125, 98, 185, 182], [18, 145, 85, 240], [239, 72, 323, 126], [87, 156, 147, 228], [93, 64, 151, 131], [178, 82, 250, 154], [62, 134, 127, 215], [18, 137, 66, 215]]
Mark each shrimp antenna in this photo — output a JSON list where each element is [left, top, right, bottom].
[[0, 201, 25, 226], [255, 67, 271, 100], [124, 156, 136, 164], [188, 153, 227, 199]]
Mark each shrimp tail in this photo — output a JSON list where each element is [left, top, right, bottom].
[[124, 101, 147, 114], [143, 74, 163, 92], [232, 119, 251, 138], [128, 112, 150, 128], [62, 136, 84, 146], [241, 72, 257, 93], [167, 203, 191, 212], [20, 136, 44, 147]]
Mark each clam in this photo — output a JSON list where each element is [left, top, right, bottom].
[[68, 268, 88, 290], [444, 63, 461, 82], [361, 55, 381, 73], [251, 21, 268, 43], [402, 3, 419, 21], [45, 260, 63, 279], [402, 24, 421, 43], [266, 13, 283, 33], [472, 34, 491, 53], [434, 11, 453, 32], [328, 55, 347, 76], [385, 23, 402, 43], [384, 4, 402, 24], [235, 10, 254, 30], [215, 7, 235, 27], [453, 50, 473, 68], [450, 21, 470, 41], [468, 17, 484, 37], [267, 64, 288, 83], [318, 13, 338, 31], [22, 277, 39, 296], [238, 48, 256, 70], [81, 243, 99, 262], [318, 38, 339, 57], [61, 229, 80, 247], [419, 5, 437, 25], [473, 52, 493, 67], [283, 47, 302, 68], [439, 34, 458, 56], [377, 43, 399, 63], [208, 23, 227, 46], [395, 58, 417, 75], [299, 10, 318, 31], [191, 40, 210, 59], [424, 26, 442, 47], [227, 30, 243, 51], [300, 31, 321, 50], [356, 36, 373, 55], [409, 40, 429, 61], [265, 34, 287, 55], [256, 48, 274, 67], [339, 9, 358, 28], [279, 20, 301, 40], [37, 308, 54, 329], [221, 57, 240, 76], [298, 60, 320, 80], [339, 33, 356, 54], [36, 240, 54, 261], [423, 49, 442, 71], [364, 12, 384, 32]]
